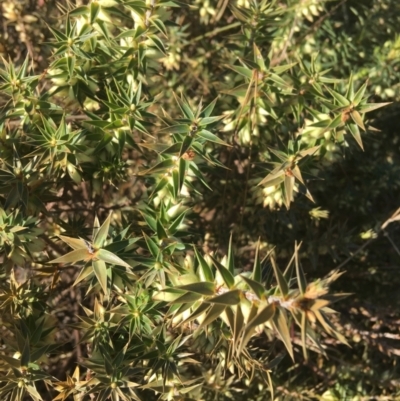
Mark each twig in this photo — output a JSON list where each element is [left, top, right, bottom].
[[335, 207, 400, 270]]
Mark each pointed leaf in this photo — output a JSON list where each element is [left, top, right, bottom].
[[227, 233, 235, 274], [347, 122, 364, 150], [271, 257, 288, 296], [272, 308, 293, 360], [240, 275, 265, 299], [252, 239, 262, 282], [93, 213, 112, 248], [350, 109, 365, 131], [239, 303, 275, 353], [49, 248, 89, 264], [197, 129, 230, 146], [93, 259, 108, 295], [210, 255, 235, 289], [58, 235, 87, 250], [176, 282, 215, 296], [207, 289, 241, 305], [97, 249, 131, 268], [194, 247, 213, 282], [198, 303, 226, 329]]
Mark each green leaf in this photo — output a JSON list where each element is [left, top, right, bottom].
[[21, 337, 30, 367], [58, 235, 87, 250], [352, 81, 367, 105], [234, 304, 245, 346], [284, 175, 294, 208], [176, 282, 215, 296], [97, 249, 131, 268], [179, 135, 194, 157], [173, 92, 195, 120], [207, 289, 241, 305], [156, 220, 168, 241], [350, 109, 365, 131], [49, 248, 89, 264], [93, 213, 112, 248], [272, 308, 294, 360], [227, 63, 254, 79], [239, 303, 275, 354], [197, 129, 230, 146], [198, 303, 226, 329], [295, 242, 307, 295], [252, 239, 262, 282], [148, 35, 167, 55], [93, 259, 108, 295], [326, 87, 350, 107], [169, 292, 202, 304], [240, 275, 265, 299], [358, 102, 391, 114], [227, 233, 235, 275], [210, 255, 235, 289], [201, 97, 218, 117], [271, 257, 289, 296], [194, 247, 213, 282], [90, 1, 100, 24], [143, 233, 159, 258], [347, 122, 364, 150], [138, 159, 175, 176]]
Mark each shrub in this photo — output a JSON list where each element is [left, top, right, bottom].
[[0, 1, 399, 400]]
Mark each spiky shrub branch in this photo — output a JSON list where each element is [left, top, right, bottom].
[[0, 0, 391, 400]]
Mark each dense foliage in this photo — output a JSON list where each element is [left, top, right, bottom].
[[0, 0, 399, 400]]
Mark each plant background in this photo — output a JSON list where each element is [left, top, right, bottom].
[[0, 0, 400, 400]]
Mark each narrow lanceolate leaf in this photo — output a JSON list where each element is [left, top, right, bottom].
[[49, 248, 89, 264], [350, 109, 365, 131], [227, 233, 235, 274], [58, 235, 87, 250], [197, 129, 230, 146], [326, 87, 350, 107], [194, 247, 213, 282], [352, 81, 368, 105], [295, 242, 307, 295], [93, 259, 108, 295], [271, 257, 289, 296], [207, 289, 241, 305], [179, 302, 210, 326], [291, 165, 304, 185], [93, 213, 112, 248], [314, 309, 349, 346], [234, 304, 245, 346], [301, 311, 308, 360], [358, 102, 391, 114], [210, 255, 235, 289], [173, 92, 195, 120], [143, 233, 159, 258], [97, 249, 131, 268], [240, 275, 265, 300], [198, 303, 226, 329], [21, 337, 30, 367], [225, 64, 253, 79], [284, 174, 294, 207], [258, 168, 284, 187], [138, 159, 175, 176], [153, 289, 185, 302], [201, 97, 218, 117], [272, 308, 294, 361], [347, 122, 364, 150], [252, 238, 262, 282], [176, 282, 215, 296], [169, 292, 202, 305], [239, 303, 275, 354]]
